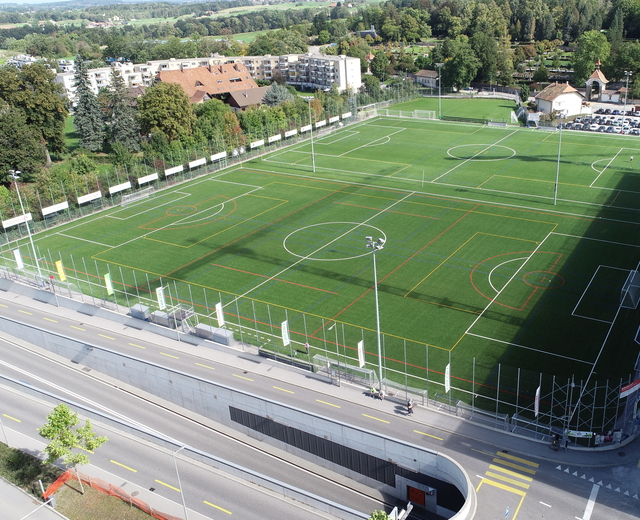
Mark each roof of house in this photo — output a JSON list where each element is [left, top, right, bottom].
[[415, 69, 438, 78], [587, 68, 608, 84], [156, 64, 259, 102], [535, 82, 583, 102], [227, 86, 271, 109]]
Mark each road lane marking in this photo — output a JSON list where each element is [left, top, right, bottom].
[[582, 484, 599, 520], [498, 452, 539, 467], [488, 464, 533, 482], [414, 430, 443, 441], [98, 334, 115, 340], [0, 303, 7, 307], [3, 414, 20, 422], [362, 414, 390, 424], [204, 501, 232, 514], [79, 447, 94, 454], [110, 460, 137, 472], [70, 325, 85, 331], [19, 310, 32, 315], [43, 318, 57, 323], [195, 363, 215, 370], [155, 480, 180, 492], [540, 502, 551, 507], [316, 399, 340, 408], [160, 352, 179, 359], [492, 457, 537, 475], [129, 343, 145, 349], [233, 374, 254, 381], [485, 471, 530, 489], [273, 386, 294, 394]]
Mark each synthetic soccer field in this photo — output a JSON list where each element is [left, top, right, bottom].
[[24, 116, 640, 403]]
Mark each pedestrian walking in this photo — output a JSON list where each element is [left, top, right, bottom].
[[631, 156, 634, 163], [379, 389, 385, 401], [370, 385, 377, 399], [407, 399, 414, 415]]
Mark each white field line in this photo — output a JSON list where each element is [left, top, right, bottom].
[[431, 130, 518, 183], [571, 314, 613, 324], [589, 147, 623, 187], [337, 128, 405, 157], [464, 230, 553, 336], [465, 333, 592, 365], [571, 264, 631, 316], [315, 131, 359, 146], [551, 232, 640, 248], [106, 191, 192, 221], [55, 233, 113, 248], [225, 191, 415, 310]]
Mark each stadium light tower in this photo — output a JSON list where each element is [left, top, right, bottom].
[[9, 170, 43, 280], [554, 111, 567, 206], [436, 63, 444, 119], [365, 236, 385, 390], [306, 98, 316, 173], [624, 71, 633, 115]]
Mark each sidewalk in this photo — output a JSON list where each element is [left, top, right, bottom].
[[0, 477, 68, 520]]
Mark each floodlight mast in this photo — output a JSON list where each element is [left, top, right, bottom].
[[436, 63, 444, 119], [554, 111, 566, 206], [9, 170, 43, 280], [366, 236, 385, 390], [307, 99, 316, 173], [624, 71, 632, 115]]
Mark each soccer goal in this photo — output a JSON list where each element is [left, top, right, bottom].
[[414, 110, 436, 120], [121, 187, 154, 207], [621, 269, 640, 309]]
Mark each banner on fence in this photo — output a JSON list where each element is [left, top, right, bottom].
[[104, 273, 114, 295], [42, 201, 69, 217], [357, 340, 365, 368], [567, 430, 594, 438], [445, 363, 451, 393], [77, 191, 102, 205], [268, 134, 281, 143], [188, 158, 206, 169], [2, 213, 32, 229], [284, 129, 297, 137], [329, 116, 339, 123], [341, 112, 352, 119], [156, 286, 166, 310], [250, 139, 265, 149], [164, 165, 184, 177], [281, 320, 290, 346], [109, 181, 131, 195], [55, 260, 66, 282], [13, 249, 23, 269], [534, 386, 540, 417], [315, 120, 326, 128], [211, 151, 227, 162], [621, 378, 640, 398], [300, 125, 312, 133], [215, 302, 225, 328], [137, 173, 158, 186]]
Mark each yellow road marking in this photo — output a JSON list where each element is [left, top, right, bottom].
[[195, 363, 216, 370], [362, 414, 390, 424], [98, 334, 115, 340], [233, 374, 254, 381], [160, 352, 179, 359], [477, 477, 526, 496], [110, 460, 137, 472], [19, 310, 32, 315], [273, 386, 294, 394], [497, 452, 539, 467], [0, 303, 7, 307], [488, 464, 533, 482], [204, 501, 232, 514], [316, 399, 340, 408], [79, 447, 94, 454], [3, 414, 20, 422], [70, 325, 85, 331], [471, 448, 494, 457], [414, 430, 443, 441], [43, 317, 57, 323], [129, 343, 145, 349], [485, 471, 530, 489], [155, 480, 180, 492], [492, 458, 537, 475]]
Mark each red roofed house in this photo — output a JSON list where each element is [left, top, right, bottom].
[[156, 63, 261, 103], [585, 59, 608, 102], [534, 81, 583, 116]]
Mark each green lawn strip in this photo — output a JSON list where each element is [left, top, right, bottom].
[[392, 97, 517, 121], [0, 442, 61, 495]]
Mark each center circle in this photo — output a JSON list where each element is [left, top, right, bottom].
[[523, 271, 564, 289], [283, 222, 386, 261], [166, 205, 197, 216], [448, 144, 516, 161]]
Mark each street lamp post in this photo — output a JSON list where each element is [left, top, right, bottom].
[[173, 445, 189, 520], [9, 170, 43, 281], [307, 99, 316, 173], [554, 111, 566, 206], [624, 71, 633, 115], [365, 236, 385, 391], [436, 63, 444, 119]]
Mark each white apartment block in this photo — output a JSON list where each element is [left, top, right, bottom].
[[56, 53, 362, 102]]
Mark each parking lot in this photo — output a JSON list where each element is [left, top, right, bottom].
[[562, 107, 640, 135]]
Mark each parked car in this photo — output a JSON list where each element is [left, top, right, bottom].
[[612, 109, 620, 115], [605, 109, 612, 114], [573, 123, 583, 130], [606, 126, 615, 133], [613, 126, 622, 133], [598, 125, 607, 132], [590, 124, 599, 131], [575, 116, 583, 123], [631, 128, 640, 135]]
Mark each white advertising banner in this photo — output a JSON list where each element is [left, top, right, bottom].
[[444, 363, 451, 393], [284, 129, 298, 137], [329, 116, 339, 123], [188, 158, 206, 169], [250, 139, 265, 149], [2, 213, 32, 229], [268, 134, 281, 143], [164, 165, 184, 177], [156, 286, 166, 310], [315, 120, 326, 128], [621, 378, 640, 398], [211, 151, 227, 162], [42, 201, 69, 217], [109, 181, 131, 195], [137, 173, 159, 186], [77, 190, 102, 205], [281, 320, 290, 346], [341, 111, 352, 119], [13, 249, 23, 269], [534, 386, 540, 417], [215, 302, 225, 328], [300, 124, 312, 133], [357, 340, 365, 368]]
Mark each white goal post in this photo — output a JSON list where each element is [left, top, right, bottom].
[[121, 187, 155, 207], [621, 269, 640, 309]]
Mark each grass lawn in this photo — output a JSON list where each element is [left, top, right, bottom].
[[393, 97, 517, 121], [56, 481, 152, 520], [15, 111, 640, 426], [0, 442, 61, 492], [64, 116, 80, 153], [231, 30, 271, 43]]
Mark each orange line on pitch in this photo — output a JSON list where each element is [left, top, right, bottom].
[[211, 263, 337, 294], [334, 202, 440, 220]]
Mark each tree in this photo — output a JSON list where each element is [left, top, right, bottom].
[[105, 67, 140, 152], [0, 104, 47, 179], [72, 55, 104, 152], [470, 32, 498, 83], [532, 64, 549, 82], [0, 63, 69, 165], [264, 83, 294, 107], [520, 84, 530, 102], [370, 52, 390, 81], [38, 404, 108, 493], [137, 82, 196, 142], [368, 511, 391, 520], [572, 31, 611, 85], [441, 36, 481, 90], [361, 74, 381, 94]]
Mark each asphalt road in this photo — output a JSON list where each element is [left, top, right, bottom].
[[1, 291, 639, 520]]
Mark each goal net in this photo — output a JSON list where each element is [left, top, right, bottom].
[[621, 269, 640, 309], [415, 110, 436, 120], [121, 187, 154, 207]]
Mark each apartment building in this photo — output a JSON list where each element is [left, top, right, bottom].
[[56, 53, 362, 102]]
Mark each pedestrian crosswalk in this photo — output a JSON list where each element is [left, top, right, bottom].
[[478, 451, 539, 496]]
